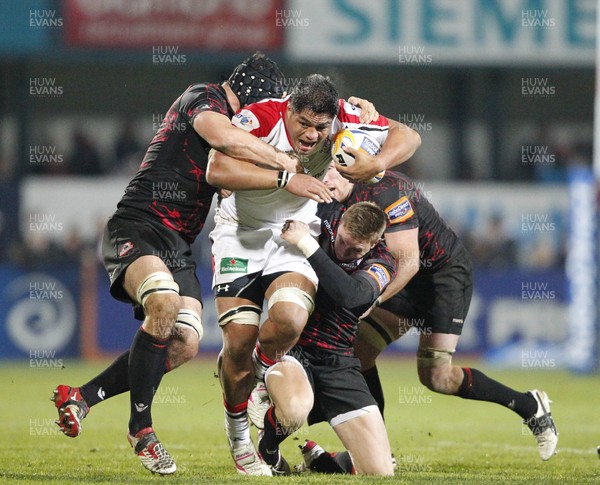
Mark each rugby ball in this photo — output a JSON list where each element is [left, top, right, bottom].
[[331, 129, 385, 184]]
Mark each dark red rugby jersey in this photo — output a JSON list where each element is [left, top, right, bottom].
[[297, 201, 396, 355], [346, 170, 463, 273], [118, 83, 233, 243]]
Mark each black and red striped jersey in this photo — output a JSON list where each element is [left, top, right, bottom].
[[346, 171, 463, 273], [297, 201, 397, 355], [118, 82, 233, 243]]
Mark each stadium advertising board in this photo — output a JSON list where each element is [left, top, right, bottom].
[[63, 0, 283, 50], [565, 168, 597, 372], [0, 266, 79, 359], [286, 0, 594, 65]]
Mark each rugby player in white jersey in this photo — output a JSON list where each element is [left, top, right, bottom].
[[206, 74, 420, 475]]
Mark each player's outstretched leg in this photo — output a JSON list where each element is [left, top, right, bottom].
[[452, 367, 558, 460], [417, 333, 558, 461], [51, 325, 200, 438]]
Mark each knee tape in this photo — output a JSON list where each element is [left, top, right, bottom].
[[267, 287, 315, 314], [417, 346, 455, 368], [174, 309, 203, 341], [218, 304, 262, 327], [136, 271, 179, 307]]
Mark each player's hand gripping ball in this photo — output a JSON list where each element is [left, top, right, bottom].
[[331, 129, 385, 184]]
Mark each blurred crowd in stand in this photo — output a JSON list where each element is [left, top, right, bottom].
[[27, 121, 143, 177]]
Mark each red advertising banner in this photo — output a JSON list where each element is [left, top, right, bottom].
[[62, 0, 283, 50]]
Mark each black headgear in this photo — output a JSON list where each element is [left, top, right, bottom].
[[228, 52, 287, 107]]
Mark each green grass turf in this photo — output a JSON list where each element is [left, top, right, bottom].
[[1, 356, 599, 484]]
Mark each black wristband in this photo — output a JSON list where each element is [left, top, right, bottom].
[[277, 170, 290, 189], [277, 170, 285, 189]]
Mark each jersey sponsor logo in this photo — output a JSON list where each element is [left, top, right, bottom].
[[232, 110, 260, 131], [219, 257, 248, 274], [118, 241, 134, 258], [366, 264, 391, 290], [385, 196, 414, 224], [339, 259, 361, 271], [322, 218, 335, 241]]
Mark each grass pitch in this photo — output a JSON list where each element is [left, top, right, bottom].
[[1, 356, 599, 484]]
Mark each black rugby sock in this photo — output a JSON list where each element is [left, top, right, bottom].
[[128, 327, 168, 435], [259, 406, 291, 466], [458, 367, 538, 419], [311, 451, 354, 474], [80, 350, 173, 408], [363, 366, 385, 419], [80, 351, 130, 407]]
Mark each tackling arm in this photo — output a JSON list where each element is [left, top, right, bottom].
[[377, 227, 420, 303], [206, 149, 333, 203], [307, 250, 380, 308], [193, 111, 298, 172], [281, 220, 383, 308]]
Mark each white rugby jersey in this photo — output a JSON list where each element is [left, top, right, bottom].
[[216, 97, 390, 232]]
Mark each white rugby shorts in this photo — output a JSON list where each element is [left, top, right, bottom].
[[210, 223, 318, 288]]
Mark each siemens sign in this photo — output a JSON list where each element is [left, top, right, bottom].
[[287, 0, 595, 65]]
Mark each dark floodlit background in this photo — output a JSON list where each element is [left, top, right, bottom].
[[0, 0, 596, 372]]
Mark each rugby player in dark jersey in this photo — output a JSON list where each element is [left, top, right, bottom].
[[47, 53, 343, 476], [310, 163, 558, 464], [254, 201, 396, 475]]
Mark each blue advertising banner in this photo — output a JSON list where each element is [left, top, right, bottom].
[[388, 267, 568, 370], [476, 268, 567, 369], [0, 262, 569, 370], [0, 264, 80, 362], [565, 167, 598, 373]]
